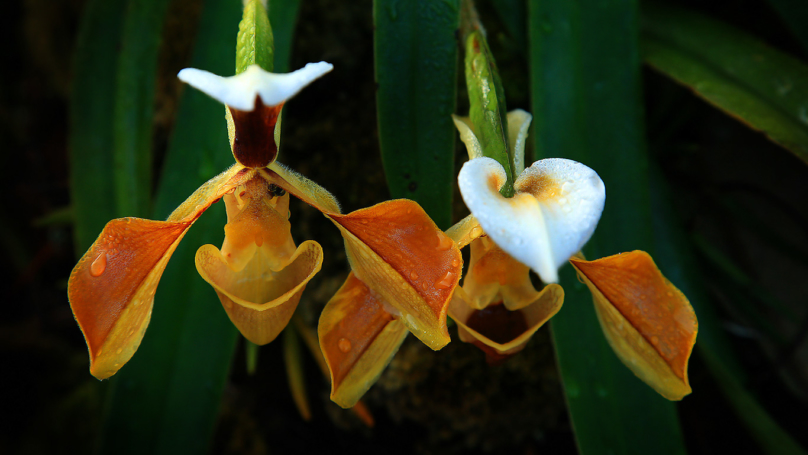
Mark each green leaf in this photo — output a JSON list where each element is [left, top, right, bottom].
[[69, 0, 127, 254], [268, 0, 301, 72], [374, 0, 460, 229], [465, 30, 515, 196], [97, 0, 242, 453], [641, 2, 808, 166], [650, 166, 807, 455], [237, 0, 274, 74], [112, 0, 172, 218], [765, 0, 808, 55], [283, 325, 311, 421], [529, 0, 687, 453]]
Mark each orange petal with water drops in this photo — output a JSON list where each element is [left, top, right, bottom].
[[570, 251, 698, 401], [445, 213, 484, 249], [196, 239, 323, 345], [318, 273, 409, 408], [449, 284, 563, 364], [327, 200, 462, 350], [68, 218, 192, 379]]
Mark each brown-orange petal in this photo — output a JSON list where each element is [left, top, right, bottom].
[[327, 200, 462, 350], [570, 251, 698, 401], [68, 218, 192, 379], [196, 240, 323, 345], [449, 284, 563, 364], [225, 100, 283, 168], [318, 273, 409, 408]]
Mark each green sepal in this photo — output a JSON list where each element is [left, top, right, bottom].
[[465, 30, 514, 196], [237, 0, 274, 74]]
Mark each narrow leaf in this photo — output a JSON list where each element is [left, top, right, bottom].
[[238, 0, 274, 74], [69, 0, 127, 254], [642, 2, 808, 165], [374, 0, 460, 229], [113, 0, 172, 218], [283, 325, 311, 420], [529, 0, 687, 453], [765, 0, 808, 56]]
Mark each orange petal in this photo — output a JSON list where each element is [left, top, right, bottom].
[[68, 218, 192, 379], [449, 284, 563, 364], [261, 165, 341, 215], [570, 251, 698, 400], [327, 200, 462, 350], [167, 164, 253, 222], [196, 239, 323, 345], [463, 236, 541, 311], [318, 273, 409, 408]]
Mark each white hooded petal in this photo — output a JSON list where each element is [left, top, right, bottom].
[[506, 109, 532, 176], [178, 62, 333, 111], [458, 157, 605, 283]]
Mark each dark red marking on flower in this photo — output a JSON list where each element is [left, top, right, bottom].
[[229, 97, 283, 168], [465, 303, 527, 344]]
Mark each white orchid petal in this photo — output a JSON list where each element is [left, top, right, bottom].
[[451, 115, 484, 160], [458, 157, 605, 283], [178, 62, 333, 111], [506, 110, 532, 176]]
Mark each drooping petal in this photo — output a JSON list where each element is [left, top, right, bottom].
[[260, 165, 341, 214], [328, 200, 462, 350], [449, 283, 563, 364], [177, 62, 333, 112], [196, 240, 323, 345], [445, 213, 484, 249], [570, 251, 698, 401], [68, 166, 250, 379], [506, 110, 532, 176], [458, 157, 605, 283], [319, 273, 409, 408]]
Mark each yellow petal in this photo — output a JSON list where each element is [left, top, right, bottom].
[[445, 213, 484, 249], [68, 218, 192, 379], [570, 251, 698, 401], [68, 167, 247, 379], [506, 109, 532, 176], [327, 200, 462, 350], [463, 236, 541, 311], [318, 273, 409, 408], [196, 240, 323, 345], [449, 283, 563, 363], [261, 164, 341, 214]]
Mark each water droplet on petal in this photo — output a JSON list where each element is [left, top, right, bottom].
[[338, 338, 352, 353], [90, 253, 107, 277], [471, 226, 482, 237], [255, 234, 264, 247], [436, 233, 453, 251], [435, 271, 456, 289], [409, 271, 419, 281], [451, 259, 460, 268], [116, 348, 122, 355]]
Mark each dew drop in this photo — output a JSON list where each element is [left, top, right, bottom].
[[436, 233, 453, 251], [451, 259, 460, 268], [90, 253, 107, 277], [116, 348, 123, 355], [435, 271, 456, 289], [338, 337, 352, 353], [255, 234, 264, 247], [471, 226, 482, 237], [409, 271, 419, 280]]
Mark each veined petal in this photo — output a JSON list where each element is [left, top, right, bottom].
[[178, 62, 333, 111], [319, 273, 409, 408], [69, 166, 247, 379], [328, 200, 461, 350], [458, 157, 605, 283], [570, 251, 697, 401], [68, 219, 192, 379], [196, 240, 323, 345], [449, 284, 563, 364], [445, 213, 484, 249], [506, 110, 532, 176], [261, 165, 341, 214]]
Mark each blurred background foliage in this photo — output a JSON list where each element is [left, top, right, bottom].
[[1, 0, 807, 453]]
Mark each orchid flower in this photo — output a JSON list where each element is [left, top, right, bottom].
[[447, 109, 698, 401], [67, 62, 461, 382]]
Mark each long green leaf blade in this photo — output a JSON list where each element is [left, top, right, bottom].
[[642, 2, 808, 165], [98, 0, 242, 453], [374, 0, 460, 229], [237, 0, 274, 74], [112, 0, 172, 218], [529, 0, 687, 453], [69, 0, 127, 254]]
